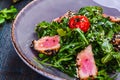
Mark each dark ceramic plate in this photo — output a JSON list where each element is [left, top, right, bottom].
[[11, 0, 120, 80]]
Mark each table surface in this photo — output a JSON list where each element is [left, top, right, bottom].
[[0, 0, 120, 80], [0, 0, 50, 80]]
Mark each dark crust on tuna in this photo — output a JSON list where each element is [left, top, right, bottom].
[[102, 14, 120, 22], [76, 62, 97, 80], [32, 40, 53, 55], [111, 32, 120, 51], [32, 40, 35, 47], [76, 45, 97, 80], [44, 49, 57, 55], [32, 36, 60, 55], [53, 11, 75, 22]]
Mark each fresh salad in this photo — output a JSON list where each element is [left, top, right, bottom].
[[32, 6, 120, 80]]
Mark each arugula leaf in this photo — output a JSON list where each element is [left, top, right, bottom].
[[113, 52, 120, 66], [57, 28, 66, 36], [0, 17, 5, 24], [78, 6, 103, 19], [97, 70, 115, 80]]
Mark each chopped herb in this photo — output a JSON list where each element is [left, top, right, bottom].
[[0, 6, 17, 24]]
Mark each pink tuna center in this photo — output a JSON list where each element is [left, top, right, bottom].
[[81, 55, 93, 75], [42, 38, 59, 48]]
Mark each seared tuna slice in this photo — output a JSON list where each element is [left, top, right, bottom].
[[76, 45, 97, 80], [102, 14, 120, 22], [32, 35, 60, 55], [53, 11, 75, 22]]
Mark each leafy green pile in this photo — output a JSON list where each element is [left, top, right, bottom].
[[35, 6, 120, 79], [0, 6, 17, 24]]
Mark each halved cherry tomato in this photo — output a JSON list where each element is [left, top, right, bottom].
[[69, 15, 90, 32]]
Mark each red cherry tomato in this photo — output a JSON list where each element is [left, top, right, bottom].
[[69, 15, 90, 32]]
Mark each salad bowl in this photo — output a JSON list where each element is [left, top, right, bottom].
[[11, 0, 120, 80]]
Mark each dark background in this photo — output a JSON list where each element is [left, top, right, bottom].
[[0, 0, 50, 80]]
